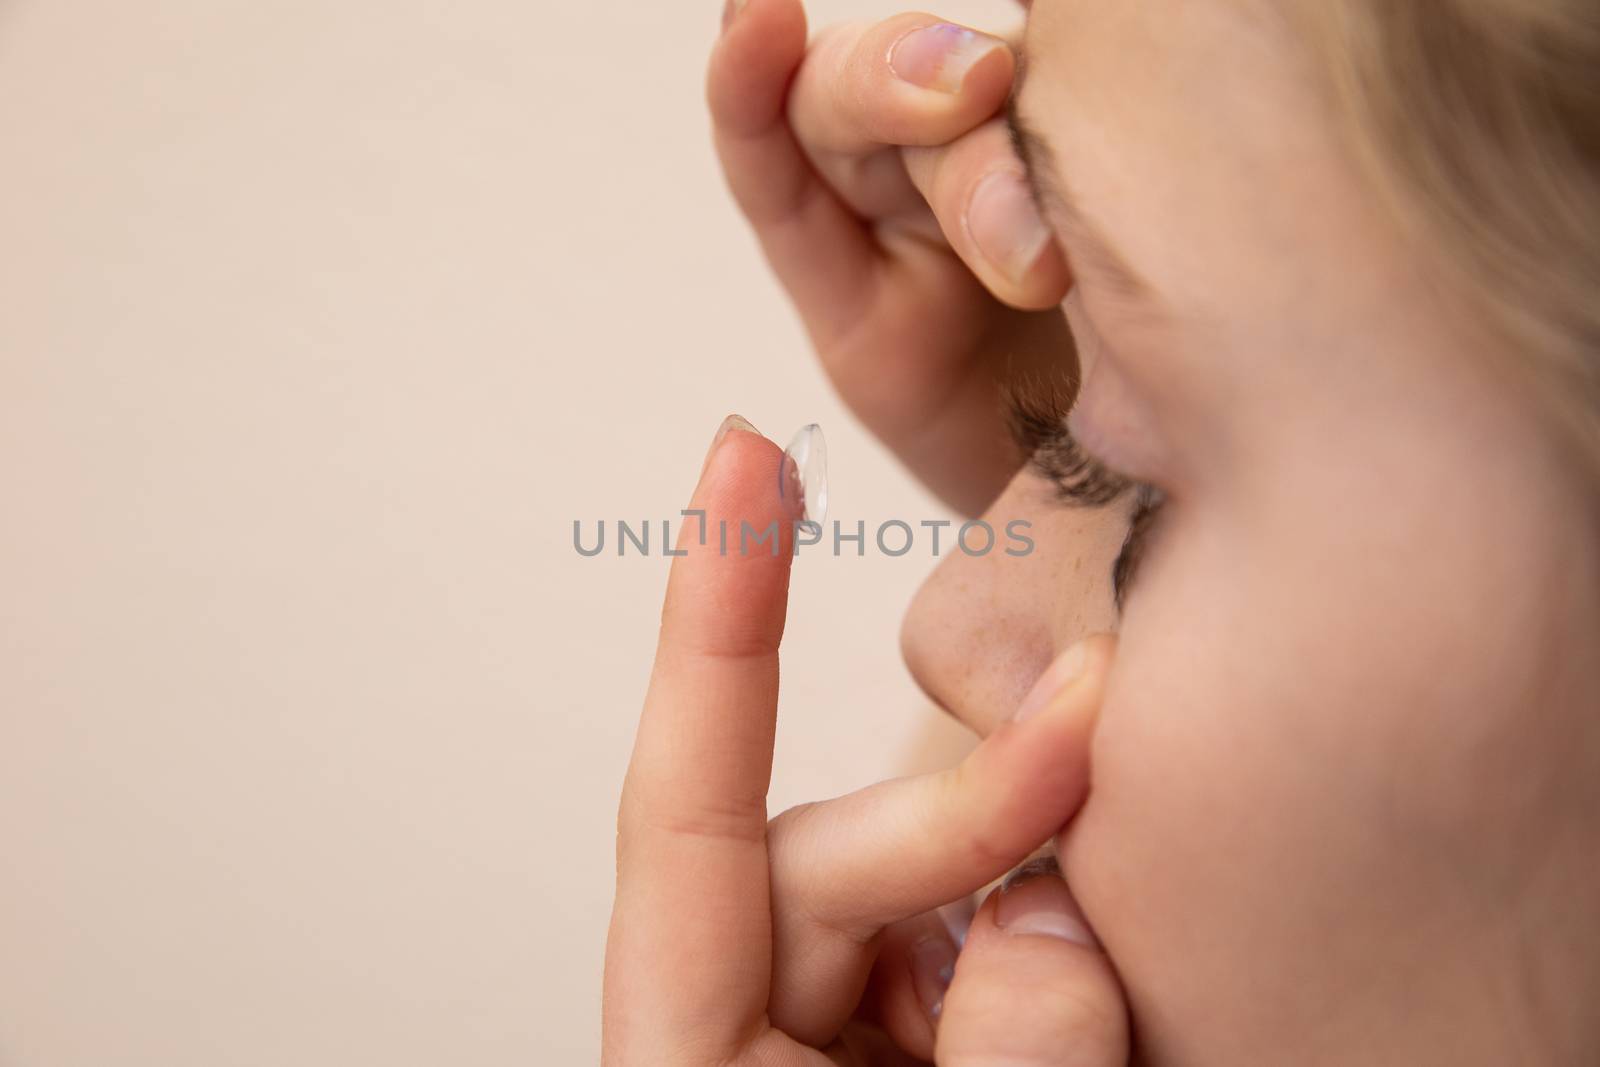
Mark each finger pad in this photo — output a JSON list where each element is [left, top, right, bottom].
[[663, 430, 798, 659]]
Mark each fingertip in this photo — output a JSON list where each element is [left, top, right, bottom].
[[789, 15, 1015, 156], [933, 636, 1114, 871], [953, 35, 1017, 110], [694, 418, 796, 529], [940, 866, 1127, 1066], [885, 19, 1015, 102], [1010, 633, 1116, 724], [900, 123, 1073, 310], [963, 168, 1071, 308], [660, 418, 798, 659], [708, 0, 808, 133], [994, 858, 1099, 948], [873, 18, 1016, 144], [999, 240, 1073, 310]]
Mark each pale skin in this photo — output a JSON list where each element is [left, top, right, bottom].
[[604, 0, 1600, 1063]]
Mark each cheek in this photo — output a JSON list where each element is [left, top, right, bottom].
[[899, 473, 1128, 735], [1058, 567, 1429, 1057], [1057, 485, 1596, 1060]]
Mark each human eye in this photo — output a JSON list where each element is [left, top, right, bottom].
[[1112, 482, 1166, 609], [1004, 382, 1168, 608]]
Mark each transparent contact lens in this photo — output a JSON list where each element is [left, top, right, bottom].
[[780, 423, 829, 523]]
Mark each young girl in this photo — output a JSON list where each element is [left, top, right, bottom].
[[605, 0, 1600, 1062]]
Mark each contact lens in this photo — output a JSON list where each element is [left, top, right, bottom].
[[781, 423, 829, 523]]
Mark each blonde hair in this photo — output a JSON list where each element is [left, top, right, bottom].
[[1299, 0, 1600, 472]]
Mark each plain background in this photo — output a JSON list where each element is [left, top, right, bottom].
[[0, 0, 1024, 1063]]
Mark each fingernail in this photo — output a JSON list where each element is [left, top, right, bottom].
[[889, 24, 1006, 93], [909, 936, 957, 1024], [997, 856, 1099, 947], [702, 413, 761, 473], [1001, 854, 1062, 891], [1012, 639, 1091, 722], [720, 0, 747, 34], [967, 169, 1053, 285], [713, 413, 759, 446]]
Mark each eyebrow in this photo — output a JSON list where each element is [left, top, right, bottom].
[[1003, 86, 1152, 300]]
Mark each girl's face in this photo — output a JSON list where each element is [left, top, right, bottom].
[[899, 0, 1600, 1060]]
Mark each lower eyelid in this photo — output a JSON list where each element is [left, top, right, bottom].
[[1003, 366, 1155, 505], [1112, 485, 1167, 609]]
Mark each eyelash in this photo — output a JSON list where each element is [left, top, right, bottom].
[[1112, 483, 1166, 611], [1004, 383, 1167, 608]]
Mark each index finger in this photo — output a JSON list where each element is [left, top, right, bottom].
[[764, 637, 1117, 1045], [709, 0, 882, 349], [604, 416, 799, 1060]]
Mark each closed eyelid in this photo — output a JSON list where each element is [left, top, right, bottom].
[[1003, 378, 1165, 610], [1002, 380, 1136, 507]]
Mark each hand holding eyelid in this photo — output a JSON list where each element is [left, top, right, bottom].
[[710, 0, 1073, 517], [783, 15, 1070, 308]]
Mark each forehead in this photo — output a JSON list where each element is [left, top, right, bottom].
[[1016, 0, 1350, 316]]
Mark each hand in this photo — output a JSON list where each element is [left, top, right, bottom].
[[708, 0, 1074, 517], [602, 416, 1127, 1065]]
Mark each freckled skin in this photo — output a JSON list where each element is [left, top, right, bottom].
[[903, 486, 1128, 736]]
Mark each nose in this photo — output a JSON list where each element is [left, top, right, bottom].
[[900, 468, 1129, 737]]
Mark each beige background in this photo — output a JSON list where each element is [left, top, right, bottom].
[[0, 1, 1013, 1062]]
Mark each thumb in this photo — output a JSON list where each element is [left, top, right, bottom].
[[936, 857, 1129, 1067]]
